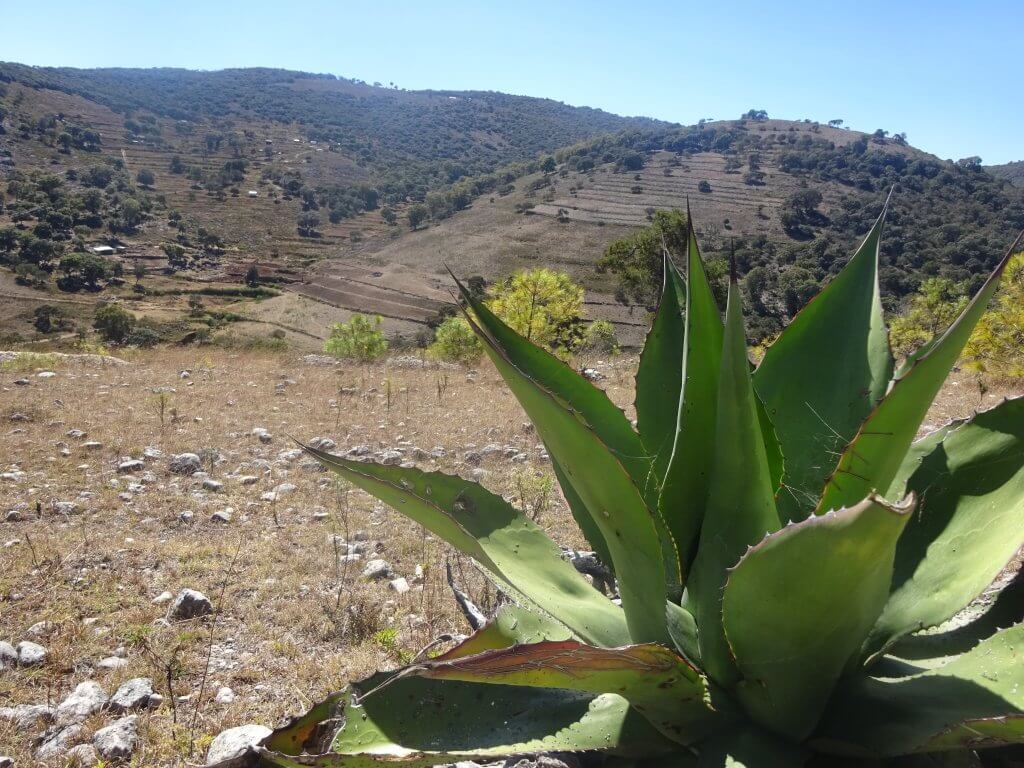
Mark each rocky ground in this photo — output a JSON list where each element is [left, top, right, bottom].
[[0, 348, 1018, 767]]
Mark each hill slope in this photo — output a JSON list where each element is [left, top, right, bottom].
[[990, 161, 1024, 187]]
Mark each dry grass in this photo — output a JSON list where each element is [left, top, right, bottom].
[[0, 347, 1018, 766]]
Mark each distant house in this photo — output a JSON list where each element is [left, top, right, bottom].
[[89, 245, 116, 256], [248, 190, 259, 198]]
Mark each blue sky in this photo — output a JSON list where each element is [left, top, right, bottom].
[[2, 0, 1021, 163]]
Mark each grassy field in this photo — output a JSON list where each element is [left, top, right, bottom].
[[0, 346, 1018, 765]]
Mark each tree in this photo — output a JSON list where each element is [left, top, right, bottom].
[[120, 198, 143, 231], [698, 180, 712, 193], [33, 305, 69, 334], [323, 314, 388, 361], [742, 109, 768, 120], [964, 252, 1024, 377], [828, 119, 844, 128], [136, 168, 155, 188], [93, 302, 135, 343], [540, 156, 557, 174], [245, 263, 261, 287], [407, 204, 428, 230], [889, 277, 968, 357], [487, 268, 584, 349], [381, 207, 398, 225], [427, 316, 483, 364], [297, 212, 321, 237], [169, 156, 186, 174], [163, 243, 187, 268]]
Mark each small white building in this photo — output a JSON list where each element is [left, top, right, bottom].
[[248, 190, 259, 198], [89, 245, 116, 256]]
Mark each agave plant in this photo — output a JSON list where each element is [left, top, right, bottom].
[[243, 201, 1024, 767]]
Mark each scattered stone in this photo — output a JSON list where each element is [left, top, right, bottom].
[[143, 446, 164, 461], [56, 681, 108, 724], [13, 378, 30, 386], [118, 459, 144, 473], [252, 427, 272, 444], [36, 723, 83, 759], [54, 500, 79, 515], [8, 413, 30, 422], [582, 368, 606, 382], [67, 429, 87, 439], [167, 589, 213, 621], [93, 715, 138, 760], [311, 508, 329, 522], [346, 445, 372, 457], [2, 510, 19, 523], [362, 559, 392, 581], [110, 678, 155, 711], [1, 471, 25, 482], [179, 510, 195, 524], [211, 509, 233, 524], [261, 483, 296, 501], [0, 703, 53, 729], [309, 437, 336, 450], [153, 591, 173, 605], [470, 468, 488, 482], [237, 475, 259, 485], [205, 724, 272, 764], [82, 441, 103, 451], [214, 686, 235, 704], [16, 640, 46, 666], [37, 371, 56, 379], [97, 655, 129, 670], [463, 450, 482, 465], [389, 577, 411, 594], [203, 478, 225, 492], [65, 743, 99, 767], [0, 641, 16, 668], [0, 756, 13, 768], [27, 620, 53, 637], [378, 450, 403, 465], [169, 453, 202, 475]]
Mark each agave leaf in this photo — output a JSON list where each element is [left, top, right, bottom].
[[887, 569, 1024, 662], [723, 494, 914, 740], [457, 289, 669, 643], [667, 601, 701, 666], [753, 201, 894, 521], [863, 397, 1024, 660], [336, 677, 676, 760], [695, 726, 808, 767], [816, 231, 1024, 515], [687, 278, 780, 686], [436, 604, 574, 661], [638, 219, 724, 574], [815, 624, 1024, 756], [305, 446, 630, 648], [552, 456, 614, 572], [756, 392, 785, 495], [387, 640, 715, 745]]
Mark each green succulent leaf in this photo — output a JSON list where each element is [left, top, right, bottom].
[[552, 455, 615, 572], [305, 446, 630, 647], [386, 640, 715, 745], [687, 277, 780, 686], [695, 726, 808, 767], [887, 569, 1024, 662], [816, 624, 1024, 756], [337, 677, 676, 760], [723, 494, 914, 740], [457, 287, 670, 643], [638, 219, 724, 575], [436, 604, 574, 660], [816, 232, 1024, 515], [753, 202, 894, 521], [864, 397, 1024, 659]]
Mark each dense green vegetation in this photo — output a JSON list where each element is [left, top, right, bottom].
[[587, 122, 1024, 339], [0, 63, 660, 217]]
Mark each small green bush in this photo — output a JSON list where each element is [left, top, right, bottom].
[[93, 302, 135, 344], [580, 319, 618, 355], [427, 316, 482, 364], [324, 314, 388, 361]]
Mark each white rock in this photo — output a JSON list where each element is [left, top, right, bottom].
[[214, 686, 235, 703], [389, 577, 411, 594], [93, 715, 138, 760], [118, 459, 145, 473], [169, 453, 202, 474], [0, 641, 16, 668], [362, 559, 392, 581], [97, 655, 129, 670], [16, 640, 46, 665], [0, 703, 53, 729], [36, 723, 82, 759], [153, 590, 173, 604], [56, 681, 108, 724], [110, 677, 155, 711], [65, 743, 99, 767], [37, 371, 56, 379], [167, 589, 213, 621], [205, 724, 272, 764], [203, 478, 224, 492]]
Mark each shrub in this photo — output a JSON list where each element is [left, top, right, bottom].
[[427, 316, 482, 364], [580, 319, 618, 354], [281, 209, 1024, 767], [697, 179, 711, 193], [487, 267, 583, 349], [33, 304, 69, 334], [963, 251, 1024, 378], [889, 277, 968, 357], [92, 302, 135, 343], [323, 314, 388, 361], [126, 325, 162, 347]]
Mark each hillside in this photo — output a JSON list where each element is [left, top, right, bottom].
[[1, 66, 1023, 349], [990, 161, 1024, 187]]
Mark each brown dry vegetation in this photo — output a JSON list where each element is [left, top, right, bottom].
[[1, 346, 1019, 765]]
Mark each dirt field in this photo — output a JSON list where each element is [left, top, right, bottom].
[[0, 346, 1018, 766]]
